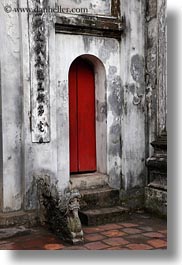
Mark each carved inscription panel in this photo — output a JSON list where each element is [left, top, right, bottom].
[[28, 0, 50, 143]]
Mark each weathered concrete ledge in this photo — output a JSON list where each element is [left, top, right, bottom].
[[0, 211, 38, 228], [55, 14, 125, 39], [0, 226, 32, 240]]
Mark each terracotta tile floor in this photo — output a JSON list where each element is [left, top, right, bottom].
[[0, 213, 167, 250]]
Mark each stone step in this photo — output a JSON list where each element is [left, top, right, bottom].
[[80, 186, 120, 210], [79, 206, 130, 226], [71, 173, 109, 190]]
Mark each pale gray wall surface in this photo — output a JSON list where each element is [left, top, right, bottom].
[[120, 0, 146, 190], [0, 1, 23, 211]]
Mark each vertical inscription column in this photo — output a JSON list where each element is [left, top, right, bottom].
[[29, 0, 50, 143]]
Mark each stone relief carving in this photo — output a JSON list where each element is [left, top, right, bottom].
[[66, 189, 84, 244], [37, 178, 84, 244]]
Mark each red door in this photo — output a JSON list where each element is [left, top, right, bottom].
[[69, 58, 96, 173]]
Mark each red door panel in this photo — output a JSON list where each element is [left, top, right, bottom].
[[77, 60, 96, 172], [69, 58, 96, 173], [69, 61, 78, 173]]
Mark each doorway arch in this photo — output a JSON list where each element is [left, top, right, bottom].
[[68, 55, 107, 175]]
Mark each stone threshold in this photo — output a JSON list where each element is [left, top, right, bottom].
[[70, 172, 109, 190]]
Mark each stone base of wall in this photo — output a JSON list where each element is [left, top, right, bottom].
[[120, 187, 145, 210], [145, 187, 167, 218], [145, 131, 167, 218], [0, 211, 39, 228]]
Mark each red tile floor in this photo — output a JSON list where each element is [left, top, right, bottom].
[[0, 213, 167, 250]]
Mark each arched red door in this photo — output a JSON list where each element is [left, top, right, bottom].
[[69, 58, 96, 173]]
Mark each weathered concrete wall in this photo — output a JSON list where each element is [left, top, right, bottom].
[[145, 0, 158, 157], [157, 0, 167, 135], [21, 0, 122, 210], [0, 0, 23, 211], [145, 0, 167, 217], [22, 0, 58, 210], [120, 0, 146, 194], [145, 0, 167, 152], [0, 0, 147, 213], [0, 64, 2, 211], [55, 34, 121, 190], [0, 0, 167, 217], [0, 0, 58, 212]]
